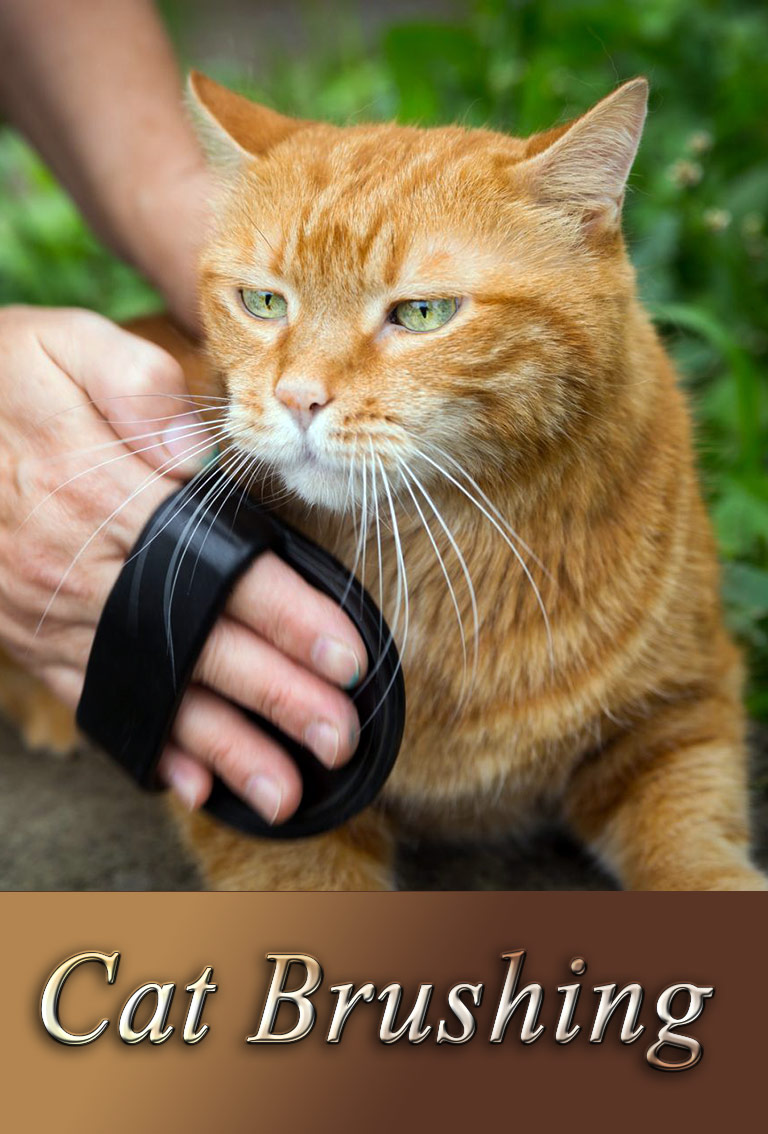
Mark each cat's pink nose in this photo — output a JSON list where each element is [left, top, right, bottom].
[[275, 376, 331, 430]]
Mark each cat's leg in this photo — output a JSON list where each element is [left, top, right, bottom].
[[171, 801, 397, 891], [0, 649, 79, 754], [565, 697, 767, 891]]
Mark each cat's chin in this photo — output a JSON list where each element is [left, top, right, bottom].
[[279, 464, 350, 513]]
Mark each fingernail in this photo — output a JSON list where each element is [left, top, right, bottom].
[[168, 768, 198, 812], [304, 720, 340, 767], [162, 414, 214, 471], [246, 775, 282, 824], [311, 636, 362, 687]]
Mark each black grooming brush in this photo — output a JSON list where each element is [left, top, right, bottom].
[[76, 471, 405, 838]]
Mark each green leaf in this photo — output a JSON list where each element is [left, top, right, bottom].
[[650, 302, 764, 476], [722, 561, 768, 619], [712, 480, 768, 559]]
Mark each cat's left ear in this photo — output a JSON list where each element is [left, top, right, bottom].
[[187, 71, 310, 170], [522, 78, 648, 234]]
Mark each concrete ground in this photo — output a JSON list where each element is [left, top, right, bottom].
[[0, 715, 766, 890]]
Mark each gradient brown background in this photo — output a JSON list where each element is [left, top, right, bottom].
[[2, 893, 764, 1131]]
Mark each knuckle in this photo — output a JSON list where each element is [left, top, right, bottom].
[[265, 601, 295, 653], [202, 723, 244, 781], [201, 621, 237, 686], [137, 345, 183, 394], [258, 673, 294, 726], [57, 308, 109, 358], [123, 363, 157, 401], [67, 307, 106, 332]]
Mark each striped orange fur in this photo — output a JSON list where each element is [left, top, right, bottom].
[[12, 75, 764, 890], [158, 73, 765, 890]]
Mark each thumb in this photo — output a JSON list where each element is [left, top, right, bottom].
[[41, 309, 218, 476]]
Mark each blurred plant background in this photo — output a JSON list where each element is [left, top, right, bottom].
[[1, 0, 767, 715]]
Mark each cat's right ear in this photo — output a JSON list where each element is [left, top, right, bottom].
[[520, 78, 648, 235], [187, 71, 309, 170]]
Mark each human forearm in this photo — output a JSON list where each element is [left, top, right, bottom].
[[0, 0, 209, 331]]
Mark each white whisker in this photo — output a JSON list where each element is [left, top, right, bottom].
[[399, 456, 479, 691], [357, 455, 409, 729], [413, 445, 554, 670], [369, 440, 385, 648], [42, 418, 230, 469], [31, 429, 241, 641], [163, 449, 253, 676], [36, 391, 229, 429], [426, 442, 552, 579], [339, 449, 367, 611], [397, 458, 473, 697], [18, 420, 230, 532], [120, 445, 245, 570], [359, 452, 369, 599]]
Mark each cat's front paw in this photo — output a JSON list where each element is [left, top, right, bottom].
[[641, 865, 768, 891], [704, 867, 768, 891], [0, 669, 79, 756]]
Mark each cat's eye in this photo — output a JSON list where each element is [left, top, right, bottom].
[[391, 297, 458, 332], [240, 288, 287, 320]]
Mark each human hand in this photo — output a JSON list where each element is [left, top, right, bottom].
[[0, 305, 366, 823]]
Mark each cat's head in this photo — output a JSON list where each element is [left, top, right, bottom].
[[189, 73, 647, 511]]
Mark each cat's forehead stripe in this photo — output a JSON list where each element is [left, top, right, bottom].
[[273, 186, 416, 291], [229, 125, 575, 302], [257, 142, 518, 295]]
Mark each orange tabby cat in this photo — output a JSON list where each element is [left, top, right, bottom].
[[9, 73, 767, 891]]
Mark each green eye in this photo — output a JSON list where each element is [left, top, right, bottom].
[[392, 297, 458, 332], [241, 288, 287, 319]]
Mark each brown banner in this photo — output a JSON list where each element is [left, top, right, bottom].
[[2, 893, 764, 1131]]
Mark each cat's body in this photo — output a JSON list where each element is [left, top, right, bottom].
[[5, 75, 766, 890], [154, 310, 759, 891]]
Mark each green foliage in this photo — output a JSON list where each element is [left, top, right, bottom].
[[1, 0, 766, 712], [0, 131, 158, 319]]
